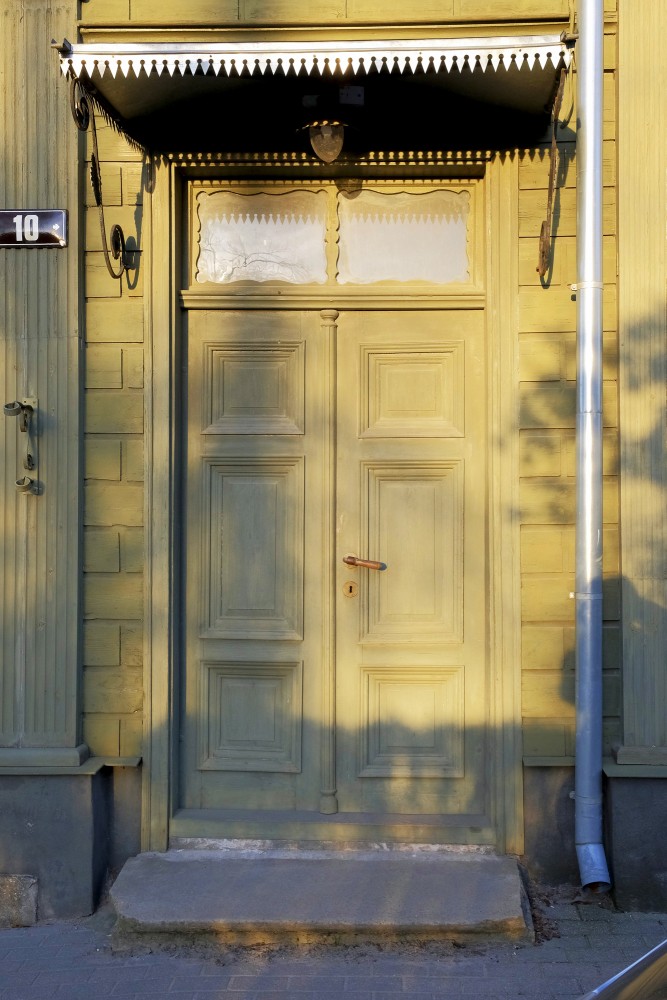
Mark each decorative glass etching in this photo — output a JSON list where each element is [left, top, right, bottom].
[[196, 190, 327, 284], [337, 189, 470, 284]]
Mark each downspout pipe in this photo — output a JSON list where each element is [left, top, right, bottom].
[[574, 0, 611, 892]]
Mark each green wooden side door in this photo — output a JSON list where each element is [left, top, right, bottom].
[[179, 304, 491, 841]]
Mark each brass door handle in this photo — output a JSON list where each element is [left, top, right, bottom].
[[343, 555, 387, 571]]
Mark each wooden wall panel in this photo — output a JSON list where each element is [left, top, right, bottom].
[[81, 0, 574, 24], [456, 0, 568, 15], [616, 0, 667, 760], [81, 105, 146, 758], [0, 0, 83, 761], [518, 143, 616, 191], [347, 0, 453, 18], [242, 0, 345, 20], [519, 35, 620, 764], [82, 0, 130, 20]]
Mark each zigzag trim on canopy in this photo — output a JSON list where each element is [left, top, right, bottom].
[[60, 36, 572, 80]]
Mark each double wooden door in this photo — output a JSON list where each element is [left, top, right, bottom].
[[180, 304, 490, 840]]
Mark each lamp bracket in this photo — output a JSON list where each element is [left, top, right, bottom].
[[68, 74, 127, 280]]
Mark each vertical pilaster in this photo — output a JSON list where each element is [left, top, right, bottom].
[[319, 309, 338, 815], [487, 155, 523, 853], [143, 157, 175, 850], [616, 0, 667, 761], [0, 1, 84, 764]]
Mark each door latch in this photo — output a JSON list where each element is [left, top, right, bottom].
[[4, 397, 39, 493]]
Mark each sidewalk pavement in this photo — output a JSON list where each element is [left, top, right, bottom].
[[0, 887, 666, 1000]]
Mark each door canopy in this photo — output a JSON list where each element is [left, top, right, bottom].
[[58, 36, 572, 155]]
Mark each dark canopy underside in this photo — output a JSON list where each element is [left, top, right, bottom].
[[60, 37, 571, 154]]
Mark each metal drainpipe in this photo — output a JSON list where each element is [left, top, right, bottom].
[[574, 0, 611, 892]]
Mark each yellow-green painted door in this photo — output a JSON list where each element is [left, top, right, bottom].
[[180, 304, 490, 841], [335, 310, 488, 827], [182, 308, 329, 814]]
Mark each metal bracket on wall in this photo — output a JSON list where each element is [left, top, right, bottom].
[[68, 74, 127, 280], [4, 398, 39, 495], [537, 68, 568, 278]]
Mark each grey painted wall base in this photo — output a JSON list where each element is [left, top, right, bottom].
[[522, 767, 580, 887], [606, 777, 667, 912], [0, 875, 38, 927], [108, 767, 142, 874], [0, 766, 141, 919], [523, 767, 667, 912]]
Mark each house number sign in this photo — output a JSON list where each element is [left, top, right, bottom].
[[0, 210, 67, 248]]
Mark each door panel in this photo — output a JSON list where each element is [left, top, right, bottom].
[[203, 458, 305, 640], [335, 311, 488, 822], [182, 309, 326, 812], [361, 462, 463, 640], [181, 306, 489, 836]]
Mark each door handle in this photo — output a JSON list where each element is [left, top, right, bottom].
[[343, 555, 387, 571]]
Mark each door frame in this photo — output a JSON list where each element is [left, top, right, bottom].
[[141, 156, 523, 855]]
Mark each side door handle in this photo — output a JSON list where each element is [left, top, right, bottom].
[[342, 555, 387, 571]]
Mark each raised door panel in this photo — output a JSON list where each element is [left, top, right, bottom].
[[362, 462, 463, 641], [203, 458, 304, 640], [202, 341, 305, 435], [361, 343, 465, 438], [182, 309, 326, 811], [199, 661, 303, 772], [359, 666, 465, 777]]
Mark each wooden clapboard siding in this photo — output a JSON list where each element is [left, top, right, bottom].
[[518, 26, 620, 762], [81, 0, 573, 26], [0, 0, 83, 762], [616, 0, 667, 760], [80, 0, 616, 28], [518, 144, 617, 192], [82, 120, 145, 759]]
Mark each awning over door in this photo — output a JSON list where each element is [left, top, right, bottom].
[[58, 36, 572, 154]]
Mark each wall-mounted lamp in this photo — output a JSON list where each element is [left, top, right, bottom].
[[307, 121, 345, 163]]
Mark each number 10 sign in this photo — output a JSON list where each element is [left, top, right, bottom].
[[0, 210, 67, 248]]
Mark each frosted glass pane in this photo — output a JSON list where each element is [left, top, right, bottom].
[[338, 189, 470, 284], [196, 190, 327, 284]]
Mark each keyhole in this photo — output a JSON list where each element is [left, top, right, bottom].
[[343, 580, 358, 598]]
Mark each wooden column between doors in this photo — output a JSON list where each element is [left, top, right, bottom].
[[319, 309, 339, 814]]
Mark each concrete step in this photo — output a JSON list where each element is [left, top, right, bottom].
[[110, 845, 532, 948]]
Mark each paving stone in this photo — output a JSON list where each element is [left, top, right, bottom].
[[168, 975, 231, 991], [576, 905, 617, 922], [343, 976, 403, 991], [1, 893, 667, 1000], [0, 990, 60, 1000]]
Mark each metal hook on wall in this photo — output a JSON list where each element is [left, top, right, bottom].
[[537, 67, 569, 279]]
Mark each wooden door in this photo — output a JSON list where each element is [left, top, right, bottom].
[[180, 305, 489, 839], [335, 310, 489, 830], [181, 308, 330, 814]]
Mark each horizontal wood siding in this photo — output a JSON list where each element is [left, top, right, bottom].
[[81, 0, 617, 25], [83, 0, 622, 26], [82, 122, 145, 759], [518, 28, 620, 763]]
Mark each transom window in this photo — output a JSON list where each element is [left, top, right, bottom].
[[192, 183, 473, 288]]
